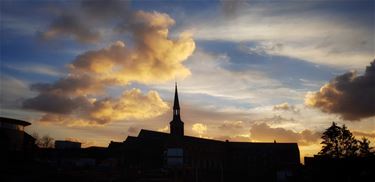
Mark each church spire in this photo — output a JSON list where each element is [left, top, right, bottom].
[[170, 83, 184, 137], [173, 82, 180, 110]]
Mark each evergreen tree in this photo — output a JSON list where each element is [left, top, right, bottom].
[[340, 125, 358, 157], [319, 122, 359, 158], [319, 122, 342, 157]]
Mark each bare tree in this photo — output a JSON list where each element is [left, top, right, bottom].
[[32, 132, 54, 148]]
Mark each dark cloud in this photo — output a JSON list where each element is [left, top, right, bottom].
[[305, 60, 375, 121], [81, 0, 130, 19], [221, 0, 248, 18], [40, 0, 130, 43], [23, 93, 89, 114], [29, 74, 105, 96], [39, 14, 100, 43], [250, 123, 321, 146], [0, 75, 33, 108]]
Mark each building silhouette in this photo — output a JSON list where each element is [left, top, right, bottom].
[[0, 117, 35, 158], [0, 85, 302, 182], [109, 84, 301, 182]]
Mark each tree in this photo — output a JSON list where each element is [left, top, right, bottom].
[[340, 125, 358, 157], [32, 132, 54, 148], [319, 122, 356, 158], [358, 137, 373, 157], [319, 122, 343, 158], [319, 122, 373, 158]]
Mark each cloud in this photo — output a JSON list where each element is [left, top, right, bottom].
[[244, 42, 284, 56], [31, 89, 169, 125], [39, 0, 130, 43], [28, 74, 106, 97], [36, 89, 169, 125], [221, 0, 249, 18], [0, 75, 33, 108], [80, 0, 130, 20], [218, 120, 244, 130], [39, 14, 100, 43], [23, 93, 89, 115], [192, 123, 207, 135], [305, 60, 375, 121], [157, 125, 169, 132], [88, 89, 169, 123], [273, 102, 299, 113], [352, 131, 375, 139], [6, 64, 64, 76], [250, 123, 321, 146], [24, 7, 195, 126], [214, 134, 250, 142], [252, 115, 295, 125], [192, 2, 373, 69], [154, 50, 302, 105], [70, 33, 194, 85]]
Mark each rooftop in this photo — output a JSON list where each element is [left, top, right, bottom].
[[0, 117, 31, 126]]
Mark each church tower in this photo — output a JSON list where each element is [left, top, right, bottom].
[[170, 83, 184, 137]]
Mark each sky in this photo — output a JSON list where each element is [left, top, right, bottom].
[[1, 0, 374, 162]]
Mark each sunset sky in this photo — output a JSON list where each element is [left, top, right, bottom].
[[1, 0, 374, 161]]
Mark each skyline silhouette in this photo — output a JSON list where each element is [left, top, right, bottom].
[[1, 0, 374, 166]]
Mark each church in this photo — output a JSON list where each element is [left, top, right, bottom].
[[109, 84, 301, 182]]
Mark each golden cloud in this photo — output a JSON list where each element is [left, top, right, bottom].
[[250, 123, 321, 146], [25, 9, 195, 126], [36, 89, 169, 125], [63, 9, 195, 85], [40, 14, 100, 43], [88, 89, 169, 123], [192, 123, 208, 135]]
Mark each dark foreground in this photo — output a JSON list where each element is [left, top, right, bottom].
[[1, 151, 374, 182]]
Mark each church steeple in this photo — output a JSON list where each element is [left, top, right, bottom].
[[170, 83, 184, 137], [173, 83, 180, 110]]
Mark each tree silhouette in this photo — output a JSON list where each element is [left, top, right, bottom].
[[319, 122, 343, 157], [358, 137, 373, 157], [340, 125, 358, 157], [32, 132, 54, 148], [319, 122, 373, 158]]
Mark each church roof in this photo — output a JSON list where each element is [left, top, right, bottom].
[[121, 129, 300, 164], [137, 129, 298, 149], [0, 117, 31, 126]]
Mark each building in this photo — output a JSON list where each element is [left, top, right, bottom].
[[110, 84, 301, 182], [55, 140, 82, 149], [304, 155, 374, 182], [0, 117, 35, 153]]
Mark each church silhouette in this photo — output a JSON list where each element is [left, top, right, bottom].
[[108, 84, 301, 181]]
